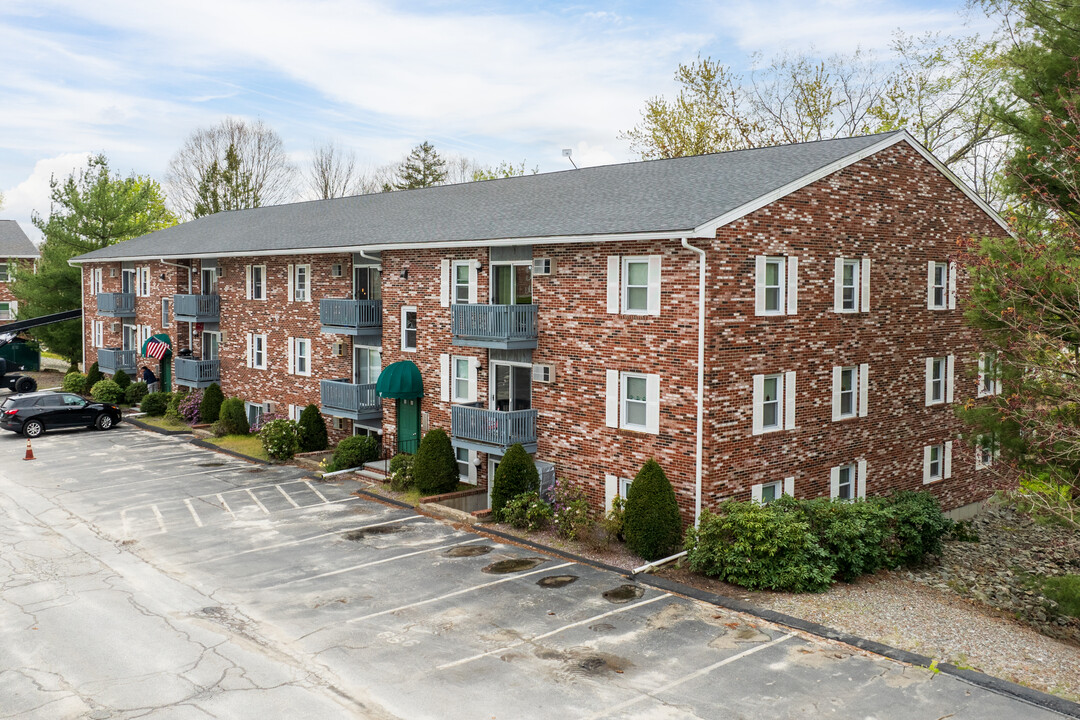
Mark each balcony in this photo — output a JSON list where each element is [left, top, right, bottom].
[[451, 404, 538, 454], [320, 299, 382, 341], [174, 294, 220, 323], [96, 293, 135, 317], [320, 379, 382, 421], [174, 358, 220, 389], [98, 348, 136, 375], [452, 304, 538, 350]]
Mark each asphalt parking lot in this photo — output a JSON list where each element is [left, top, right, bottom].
[[0, 424, 1073, 719]]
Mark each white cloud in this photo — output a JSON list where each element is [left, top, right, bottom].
[[2, 153, 92, 243]]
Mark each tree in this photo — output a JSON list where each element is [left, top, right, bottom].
[[166, 117, 295, 218], [393, 141, 448, 190], [10, 155, 176, 365], [412, 427, 459, 495], [471, 160, 538, 182], [298, 403, 328, 452], [623, 459, 683, 561], [490, 444, 540, 516], [307, 141, 362, 199]]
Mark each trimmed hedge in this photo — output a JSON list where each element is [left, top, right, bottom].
[[62, 372, 87, 394], [124, 381, 149, 406], [328, 435, 379, 472], [623, 459, 683, 561], [413, 427, 459, 496], [113, 369, 131, 389], [199, 383, 224, 424], [90, 379, 124, 404], [490, 443, 539, 515], [141, 391, 171, 416], [298, 404, 328, 452], [218, 397, 249, 435]]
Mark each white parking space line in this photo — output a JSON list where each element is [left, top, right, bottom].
[[276, 485, 301, 508], [95, 452, 206, 472], [217, 494, 236, 520], [151, 505, 167, 534], [304, 481, 329, 503], [268, 537, 485, 590], [183, 499, 204, 528], [66, 466, 249, 494], [582, 633, 794, 720], [349, 561, 575, 625], [437, 594, 669, 671], [245, 488, 270, 514]]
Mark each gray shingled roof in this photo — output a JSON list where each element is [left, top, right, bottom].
[[0, 220, 39, 258], [74, 132, 905, 262]]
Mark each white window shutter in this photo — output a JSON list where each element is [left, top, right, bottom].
[[831, 366, 842, 422], [858, 363, 869, 417], [645, 373, 661, 434], [754, 256, 766, 315], [857, 459, 867, 498], [783, 476, 795, 497], [925, 357, 934, 406], [977, 352, 987, 397], [923, 445, 932, 484], [467, 357, 478, 402], [948, 261, 957, 309], [926, 260, 936, 309], [245, 265, 252, 299], [946, 355, 955, 403], [784, 371, 796, 430], [995, 369, 1003, 396], [246, 333, 253, 368], [439, 353, 450, 402], [440, 259, 450, 307], [975, 436, 985, 470], [833, 257, 844, 312], [287, 264, 294, 302], [944, 441, 953, 479], [751, 373, 764, 435], [860, 257, 871, 312], [287, 337, 295, 375], [786, 256, 798, 315], [468, 261, 478, 304], [606, 256, 620, 314], [605, 474, 618, 510], [830, 466, 840, 498], [647, 255, 661, 316], [605, 370, 619, 427], [751, 484, 763, 504], [9, 300, 16, 315]]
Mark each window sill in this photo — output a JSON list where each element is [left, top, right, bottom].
[[922, 476, 944, 485], [616, 426, 657, 437]]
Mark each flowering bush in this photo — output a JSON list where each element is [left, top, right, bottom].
[[499, 492, 553, 531], [178, 388, 204, 424], [249, 410, 282, 434], [551, 479, 593, 541], [259, 418, 301, 460]]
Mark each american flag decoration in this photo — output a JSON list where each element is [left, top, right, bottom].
[[144, 339, 169, 360]]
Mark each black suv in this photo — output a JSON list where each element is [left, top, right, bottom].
[[0, 391, 122, 438]]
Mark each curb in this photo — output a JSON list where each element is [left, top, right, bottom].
[[189, 437, 271, 465], [125, 416, 194, 437]]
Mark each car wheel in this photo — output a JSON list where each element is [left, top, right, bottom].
[[14, 376, 37, 394], [23, 420, 44, 438], [95, 413, 114, 431]]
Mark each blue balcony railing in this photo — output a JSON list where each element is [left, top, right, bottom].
[[451, 404, 538, 453], [98, 348, 137, 375], [319, 299, 382, 337], [451, 304, 537, 349], [174, 358, 220, 388], [96, 293, 135, 317], [320, 379, 382, 420], [174, 294, 220, 323]]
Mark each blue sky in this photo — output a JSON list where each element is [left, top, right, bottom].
[[0, 0, 990, 240]]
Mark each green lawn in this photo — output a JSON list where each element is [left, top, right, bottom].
[[206, 434, 270, 462], [1040, 575, 1080, 618], [136, 415, 191, 432]]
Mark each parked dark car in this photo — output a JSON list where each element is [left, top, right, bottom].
[[0, 391, 122, 438]]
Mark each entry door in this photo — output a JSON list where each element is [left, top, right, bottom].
[[121, 269, 135, 294], [354, 266, 381, 301], [491, 363, 531, 412], [202, 332, 220, 360], [122, 324, 137, 352], [353, 346, 380, 385], [491, 264, 532, 305], [201, 268, 218, 294], [397, 398, 420, 453]]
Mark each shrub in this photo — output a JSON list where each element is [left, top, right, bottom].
[[177, 388, 204, 424], [199, 383, 224, 424], [90, 379, 124, 404], [601, 494, 626, 542], [165, 390, 187, 421], [552, 479, 593, 541], [298, 404, 328, 452], [259, 419, 301, 461], [328, 435, 380, 473], [389, 453, 416, 491], [885, 491, 954, 568], [85, 361, 103, 389], [124, 381, 149, 406], [112, 369, 131, 389], [802, 497, 891, 582], [413, 427, 460, 496], [490, 443, 540, 515], [499, 492, 553, 531], [218, 397, 250, 435], [624, 459, 683, 561], [141, 391, 171, 416], [62, 372, 87, 394], [249, 411, 280, 434], [685, 500, 835, 593]]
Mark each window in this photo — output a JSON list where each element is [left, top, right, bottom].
[[122, 323, 137, 351], [923, 442, 953, 484], [290, 338, 310, 376], [833, 257, 871, 313], [606, 255, 660, 315], [248, 333, 267, 369], [245, 402, 264, 429], [0, 302, 13, 321], [925, 356, 954, 406], [453, 357, 472, 402], [836, 464, 855, 500], [136, 267, 150, 297], [978, 352, 1001, 397], [456, 447, 477, 484], [832, 364, 868, 421], [755, 255, 797, 316], [533, 258, 552, 276], [752, 477, 794, 504], [353, 346, 381, 385], [138, 325, 152, 351], [161, 298, 171, 328], [354, 265, 381, 301], [441, 260, 478, 306], [761, 480, 781, 503], [976, 435, 998, 470], [928, 261, 954, 310], [831, 461, 866, 500], [0, 262, 8, 282], [247, 265, 266, 300], [752, 371, 795, 434], [840, 367, 856, 418], [91, 268, 103, 294], [492, 262, 531, 305], [401, 306, 417, 351], [201, 267, 218, 294], [93, 320, 103, 348], [290, 264, 310, 302], [605, 474, 635, 510], [121, 267, 136, 294], [605, 370, 660, 434], [203, 331, 220, 361], [453, 262, 471, 304]]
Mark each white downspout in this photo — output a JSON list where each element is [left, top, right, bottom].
[[357, 249, 380, 264], [681, 238, 706, 527], [158, 258, 193, 293]]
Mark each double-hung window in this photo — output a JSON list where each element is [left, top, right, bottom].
[[441, 260, 477, 306], [836, 464, 855, 500], [622, 373, 649, 428], [925, 356, 954, 405], [401, 307, 417, 351], [976, 435, 998, 470], [289, 337, 310, 376], [136, 267, 150, 297], [453, 357, 472, 402], [834, 257, 870, 312], [830, 460, 866, 500], [623, 258, 650, 313], [0, 262, 8, 282], [752, 371, 796, 434], [832, 364, 869, 420], [604, 370, 661, 434], [161, 298, 171, 328], [752, 477, 794, 504], [456, 447, 477, 484], [928, 261, 955, 310], [91, 268, 103, 294], [978, 352, 1001, 397], [453, 262, 471, 304], [247, 265, 266, 300], [755, 255, 798, 315], [606, 255, 661, 315], [248, 333, 267, 370], [0, 301, 14, 321], [289, 264, 310, 302], [923, 442, 952, 483]]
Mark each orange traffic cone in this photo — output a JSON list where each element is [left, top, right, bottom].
[[23, 438, 35, 461]]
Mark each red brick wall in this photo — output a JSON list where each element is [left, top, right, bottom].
[[0, 257, 20, 325]]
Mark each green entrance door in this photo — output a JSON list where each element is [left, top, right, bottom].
[[397, 398, 420, 454]]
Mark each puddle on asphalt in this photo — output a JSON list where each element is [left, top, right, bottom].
[[342, 526, 405, 541], [246, 468, 264, 473], [536, 575, 578, 589], [536, 647, 632, 677], [602, 584, 644, 603], [443, 545, 493, 557], [201, 606, 225, 616], [589, 623, 616, 633], [482, 557, 546, 574], [197, 462, 226, 467]]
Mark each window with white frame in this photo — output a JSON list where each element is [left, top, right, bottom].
[[0, 262, 8, 282], [839, 367, 856, 418], [842, 259, 858, 311], [91, 268, 103, 294], [606, 255, 661, 316], [761, 480, 782, 503], [752, 476, 794, 504], [453, 262, 471, 304], [93, 320, 103, 348], [247, 265, 266, 300], [161, 298, 171, 328], [604, 474, 635, 510], [401, 306, 417, 351], [604, 370, 660, 434], [830, 460, 866, 500], [289, 337, 310, 376], [136, 267, 150, 297], [752, 371, 796, 434], [978, 352, 1001, 397], [245, 402, 264, 428], [834, 257, 871, 313], [925, 356, 954, 405], [928, 261, 954, 310], [832, 364, 869, 421], [755, 256, 798, 316], [290, 264, 310, 302], [456, 447, 477, 484], [248, 333, 267, 369], [0, 301, 14, 321], [923, 442, 953, 483], [975, 434, 999, 470], [453, 357, 473, 402], [138, 325, 152, 351]]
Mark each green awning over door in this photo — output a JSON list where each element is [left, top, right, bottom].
[[376, 360, 424, 399]]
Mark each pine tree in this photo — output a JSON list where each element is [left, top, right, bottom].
[[393, 142, 448, 190], [199, 383, 225, 424], [624, 459, 683, 561], [412, 427, 459, 495], [490, 444, 539, 516], [298, 404, 328, 452]]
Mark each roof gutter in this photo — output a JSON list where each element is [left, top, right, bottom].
[[159, 258, 193, 293], [681, 237, 706, 528]]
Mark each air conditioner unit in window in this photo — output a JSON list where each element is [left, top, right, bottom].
[[110, 322, 121, 333], [533, 258, 553, 276], [264, 401, 277, 414], [532, 364, 554, 383], [217, 266, 226, 278], [333, 417, 344, 430], [109, 268, 118, 278], [332, 342, 344, 357], [331, 263, 343, 278]]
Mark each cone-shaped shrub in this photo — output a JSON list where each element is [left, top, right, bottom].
[[624, 458, 683, 561], [85, 361, 104, 389], [218, 397, 249, 435], [112, 369, 131, 389], [490, 443, 539, 516], [199, 383, 224, 424], [298, 404, 329, 452], [412, 427, 460, 496]]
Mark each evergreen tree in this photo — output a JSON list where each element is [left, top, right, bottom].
[[393, 141, 448, 189], [298, 404, 328, 452], [412, 427, 459, 495], [199, 383, 225, 424], [490, 443, 539, 516], [11, 155, 176, 365], [84, 362, 104, 390], [623, 459, 683, 561], [192, 143, 260, 217]]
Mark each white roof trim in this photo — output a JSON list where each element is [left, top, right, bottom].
[[3, 254, 40, 259]]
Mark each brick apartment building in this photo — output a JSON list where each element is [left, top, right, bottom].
[[0, 220, 39, 325], [71, 131, 1010, 523]]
